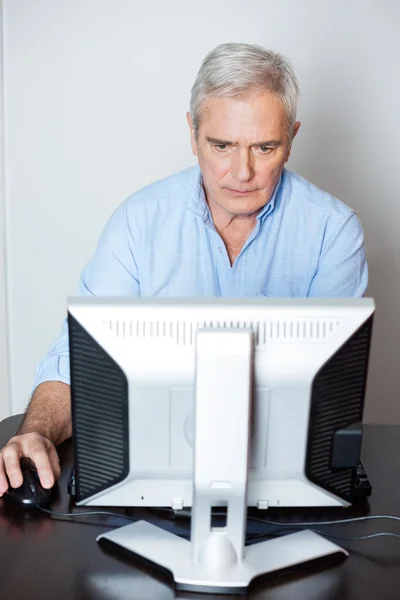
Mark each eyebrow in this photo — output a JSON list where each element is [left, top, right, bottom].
[[205, 136, 282, 148]]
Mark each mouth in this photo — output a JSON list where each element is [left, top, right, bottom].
[[225, 188, 257, 196]]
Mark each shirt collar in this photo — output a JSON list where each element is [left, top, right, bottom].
[[255, 171, 284, 221], [187, 165, 209, 220], [187, 164, 284, 221]]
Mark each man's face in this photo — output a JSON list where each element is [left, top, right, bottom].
[[187, 92, 300, 219]]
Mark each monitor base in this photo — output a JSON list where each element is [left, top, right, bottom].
[[97, 520, 348, 594]]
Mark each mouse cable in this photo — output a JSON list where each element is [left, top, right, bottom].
[[37, 505, 138, 522]]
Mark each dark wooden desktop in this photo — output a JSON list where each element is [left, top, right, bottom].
[[1, 415, 400, 600]]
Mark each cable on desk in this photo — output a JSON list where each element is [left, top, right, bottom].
[[154, 507, 400, 528], [140, 509, 400, 545], [245, 529, 400, 546], [312, 530, 400, 543], [157, 508, 400, 528], [154, 509, 400, 544], [36, 506, 300, 543], [244, 528, 400, 545], [247, 514, 400, 528], [37, 506, 138, 522], [37, 506, 400, 545]]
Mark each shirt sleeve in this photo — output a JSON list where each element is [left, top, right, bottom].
[[32, 200, 140, 391], [307, 212, 368, 298]]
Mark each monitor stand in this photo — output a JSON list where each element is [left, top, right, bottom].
[[97, 329, 348, 594]]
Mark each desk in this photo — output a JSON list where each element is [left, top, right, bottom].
[[1, 415, 400, 600]]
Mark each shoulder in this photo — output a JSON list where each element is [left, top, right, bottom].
[[125, 165, 198, 215], [281, 170, 365, 251], [99, 165, 199, 246], [282, 169, 355, 221]]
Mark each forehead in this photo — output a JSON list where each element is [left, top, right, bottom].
[[198, 92, 286, 142]]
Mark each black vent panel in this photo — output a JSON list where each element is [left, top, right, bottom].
[[306, 317, 373, 501], [69, 314, 129, 502]]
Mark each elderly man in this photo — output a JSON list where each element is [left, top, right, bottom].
[[0, 43, 367, 494]]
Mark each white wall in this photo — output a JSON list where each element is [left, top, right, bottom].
[[0, 0, 10, 421], [3, 0, 400, 421]]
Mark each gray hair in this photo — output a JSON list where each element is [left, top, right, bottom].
[[190, 43, 300, 140]]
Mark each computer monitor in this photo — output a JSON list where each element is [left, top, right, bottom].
[[67, 297, 374, 592]]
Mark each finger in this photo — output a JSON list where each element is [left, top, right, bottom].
[[46, 443, 61, 482], [0, 454, 10, 496], [2, 445, 23, 489], [29, 443, 56, 489]]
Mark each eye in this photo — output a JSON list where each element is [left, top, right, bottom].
[[259, 145, 273, 153], [215, 144, 229, 151]]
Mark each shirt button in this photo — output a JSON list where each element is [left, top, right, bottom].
[[218, 247, 222, 254]]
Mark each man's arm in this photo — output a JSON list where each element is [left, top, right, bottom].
[[17, 381, 72, 445], [0, 381, 70, 495]]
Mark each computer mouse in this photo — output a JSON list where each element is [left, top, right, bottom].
[[5, 458, 51, 507]]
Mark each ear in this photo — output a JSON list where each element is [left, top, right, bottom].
[[186, 112, 198, 156], [285, 121, 301, 163]]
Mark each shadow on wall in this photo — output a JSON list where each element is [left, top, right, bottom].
[[289, 89, 399, 424]]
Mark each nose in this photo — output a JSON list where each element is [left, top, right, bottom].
[[230, 148, 254, 183]]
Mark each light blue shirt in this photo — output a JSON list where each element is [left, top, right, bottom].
[[33, 165, 368, 390]]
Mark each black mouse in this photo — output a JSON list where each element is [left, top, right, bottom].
[[5, 458, 51, 507]]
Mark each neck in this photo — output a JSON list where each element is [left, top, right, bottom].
[[212, 211, 258, 236], [205, 194, 260, 234]]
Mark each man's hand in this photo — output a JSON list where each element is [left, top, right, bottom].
[[0, 381, 72, 497], [0, 433, 61, 496]]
